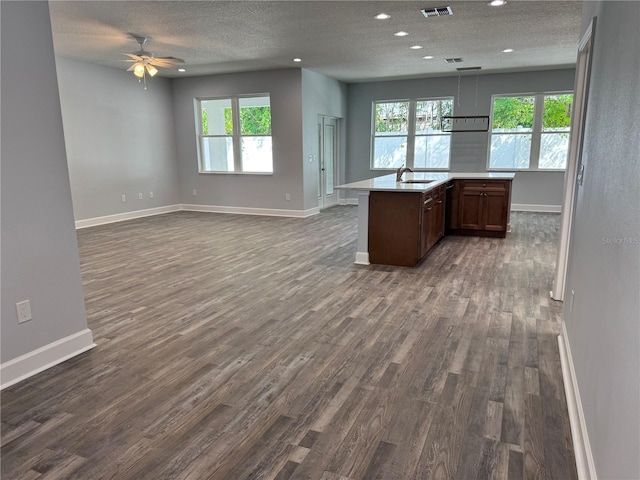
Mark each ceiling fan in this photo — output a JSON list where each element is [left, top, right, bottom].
[[124, 34, 184, 89]]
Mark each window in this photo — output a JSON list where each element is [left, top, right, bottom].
[[414, 100, 453, 169], [197, 95, 272, 173], [372, 98, 453, 170], [489, 93, 573, 170]]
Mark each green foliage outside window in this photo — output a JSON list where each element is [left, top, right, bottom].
[[375, 100, 452, 134], [492, 96, 535, 130], [202, 109, 208, 135], [224, 106, 272, 135], [542, 94, 573, 130], [492, 94, 573, 131], [202, 106, 271, 136], [416, 100, 453, 132], [375, 102, 409, 133]]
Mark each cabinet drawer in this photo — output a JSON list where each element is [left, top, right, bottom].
[[460, 180, 508, 191]]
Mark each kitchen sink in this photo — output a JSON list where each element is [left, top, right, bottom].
[[402, 179, 435, 184]]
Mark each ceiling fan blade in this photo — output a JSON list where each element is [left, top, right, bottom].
[[123, 53, 143, 61], [154, 56, 185, 64], [126, 64, 137, 72], [150, 61, 181, 69]]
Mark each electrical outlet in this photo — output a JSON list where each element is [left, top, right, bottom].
[[285, 193, 291, 201], [192, 189, 197, 196], [121, 194, 126, 203], [138, 193, 143, 200], [16, 300, 32, 323], [149, 191, 154, 199]]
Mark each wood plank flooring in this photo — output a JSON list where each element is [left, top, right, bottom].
[[1, 208, 577, 479]]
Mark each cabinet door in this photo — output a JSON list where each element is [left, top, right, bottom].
[[433, 186, 445, 242], [483, 190, 509, 231], [420, 195, 433, 257], [459, 189, 484, 230]]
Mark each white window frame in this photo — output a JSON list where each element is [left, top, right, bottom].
[[196, 94, 273, 174], [371, 97, 453, 171], [487, 91, 573, 171]]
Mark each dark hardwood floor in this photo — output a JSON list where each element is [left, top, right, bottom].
[[1, 207, 577, 479]]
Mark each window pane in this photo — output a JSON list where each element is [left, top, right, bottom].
[[543, 94, 573, 131], [539, 132, 570, 169], [375, 102, 409, 134], [491, 96, 535, 133], [414, 135, 450, 168], [200, 99, 233, 135], [239, 97, 271, 135], [490, 134, 532, 169], [373, 136, 407, 169], [241, 137, 273, 172], [416, 99, 453, 133], [201, 137, 234, 171]]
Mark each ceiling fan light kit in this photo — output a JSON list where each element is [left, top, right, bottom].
[[123, 34, 184, 90]]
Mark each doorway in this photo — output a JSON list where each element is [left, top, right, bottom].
[[318, 116, 339, 210]]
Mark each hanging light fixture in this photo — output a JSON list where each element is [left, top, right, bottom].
[[123, 35, 184, 90], [133, 63, 145, 78], [129, 59, 159, 89]]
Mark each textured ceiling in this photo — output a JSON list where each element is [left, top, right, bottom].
[[49, 0, 583, 82]]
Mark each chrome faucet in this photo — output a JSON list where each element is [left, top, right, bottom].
[[396, 165, 413, 182]]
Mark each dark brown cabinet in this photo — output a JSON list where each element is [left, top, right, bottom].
[[368, 178, 512, 266], [369, 189, 444, 267], [451, 180, 512, 237], [368, 191, 422, 267]]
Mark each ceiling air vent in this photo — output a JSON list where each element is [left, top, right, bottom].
[[444, 58, 463, 64], [421, 6, 453, 18]]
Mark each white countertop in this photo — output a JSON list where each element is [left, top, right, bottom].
[[335, 172, 515, 192]]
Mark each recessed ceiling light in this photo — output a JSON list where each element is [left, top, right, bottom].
[[489, 0, 507, 6], [423, 55, 434, 60], [394, 31, 409, 37], [293, 58, 302, 62], [410, 45, 423, 50], [178, 68, 186, 72], [375, 13, 391, 20], [502, 48, 514, 53]]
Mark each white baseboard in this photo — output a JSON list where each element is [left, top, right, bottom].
[[75, 203, 323, 229], [511, 203, 562, 213], [338, 198, 359, 206], [180, 204, 319, 218], [354, 251, 370, 265], [558, 323, 597, 480], [75, 205, 181, 229], [0, 329, 96, 390]]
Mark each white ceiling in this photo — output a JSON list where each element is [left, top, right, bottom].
[[49, 0, 583, 83]]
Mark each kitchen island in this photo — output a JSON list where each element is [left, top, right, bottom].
[[335, 172, 515, 266]]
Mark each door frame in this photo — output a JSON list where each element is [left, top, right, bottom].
[[317, 115, 340, 210], [551, 18, 596, 301]]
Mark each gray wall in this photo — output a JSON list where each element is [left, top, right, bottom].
[[55, 57, 180, 221], [301, 69, 348, 210], [172, 69, 307, 211], [345, 69, 576, 207], [564, 2, 640, 478], [1, 1, 90, 362]]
